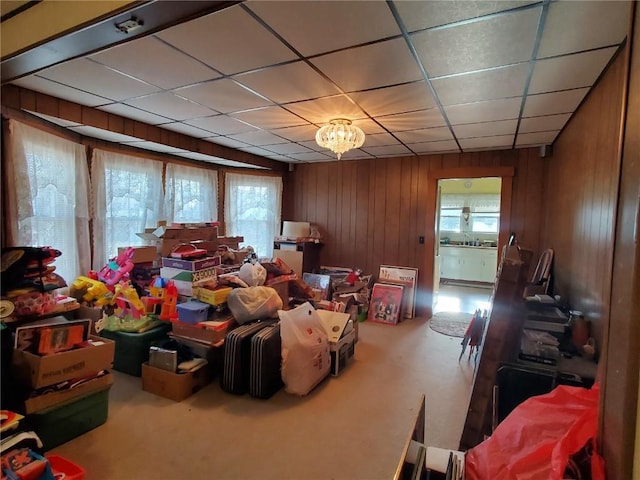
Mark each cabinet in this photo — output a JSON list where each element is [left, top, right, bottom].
[[440, 246, 497, 283], [273, 241, 323, 277]]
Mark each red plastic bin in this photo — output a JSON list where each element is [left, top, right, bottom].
[[46, 454, 86, 480]]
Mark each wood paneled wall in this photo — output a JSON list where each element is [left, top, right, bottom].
[[283, 147, 547, 315], [540, 25, 638, 477], [541, 49, 626, 355]]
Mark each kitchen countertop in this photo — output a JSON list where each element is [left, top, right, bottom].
[[440, 244, 497, 250]]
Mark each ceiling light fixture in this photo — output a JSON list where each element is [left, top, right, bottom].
[[315, 118, 365, 160]]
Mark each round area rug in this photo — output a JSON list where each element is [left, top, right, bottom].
[[429, 311, 473, 337]]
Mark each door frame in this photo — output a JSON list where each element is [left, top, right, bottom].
[[421, 166, 515, 318]]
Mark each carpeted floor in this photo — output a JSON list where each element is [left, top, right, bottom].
[[429, 311, 473, 337]]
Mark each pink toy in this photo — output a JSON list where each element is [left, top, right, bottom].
[[98, 247, 135, 286]]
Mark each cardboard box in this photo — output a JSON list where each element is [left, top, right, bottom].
[[160, 266, 217, 282], [118, 246, 158, 264], [141, 362, 211, 401], [11, 336, 115, 389], [161, 256, 221, 271], [196, 287, 232, 306], [171, 318, 233, 346], [22, 372, 114, 414], [329, 329, 355, 376]]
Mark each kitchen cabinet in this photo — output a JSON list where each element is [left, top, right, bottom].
[[439, 246, 497, 283]]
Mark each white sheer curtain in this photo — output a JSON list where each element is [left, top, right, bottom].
[[164, 163, 218, 223], [224, 173, 282, 258], [91, 149, 164, 269], [5, 119, 91, 283]]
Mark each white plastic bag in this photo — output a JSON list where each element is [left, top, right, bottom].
[[238, 262, 267, 287], [227, 286, 283, 324], [278, 302, 330, 395]]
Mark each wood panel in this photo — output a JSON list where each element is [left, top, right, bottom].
[[289, 151, 544, 317], [541, 48, 626, 355]]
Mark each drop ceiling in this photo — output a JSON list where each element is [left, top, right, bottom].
[[2, 0, 631, 169]]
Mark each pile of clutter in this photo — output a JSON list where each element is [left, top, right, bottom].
[[1, 246, 77, 321]]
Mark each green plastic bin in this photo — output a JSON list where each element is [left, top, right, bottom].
[[30, 388, 110, 451], [99, 323, 171, 376]]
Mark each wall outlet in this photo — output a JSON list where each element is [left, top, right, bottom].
[[419, 236, 425, 244]]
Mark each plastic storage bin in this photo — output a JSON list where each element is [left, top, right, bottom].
[[46, 454, 86, 480], [30, 388, 110, 451], [176, 301, 210, 324], [99, 322, 171, 376]]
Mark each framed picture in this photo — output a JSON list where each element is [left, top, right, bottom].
[[302, 273, 332, 301], [368, 283, 404, 325], [378, 265, 419, 319]]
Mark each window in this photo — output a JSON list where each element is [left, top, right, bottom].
[[165, 163, 218, 224], [224, 173, 282, 258], [91, 149, 164, 268], [440, 208, 462, 232], [5, 120, 91, 283]]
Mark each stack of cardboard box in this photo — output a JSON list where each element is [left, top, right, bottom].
[[10, 319, 115, 450]]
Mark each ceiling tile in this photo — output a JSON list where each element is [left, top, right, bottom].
[[230, 106, 309, 130], [234, 61, 341, 104], [445, 97, 521, 124], [459, 135, 514, 149], [124, 92, 216, 121], [310, 38, 424, 92], [37, 58, 160, 101], [270, 125, 320, 142], [362, 133, 403, 147], [516, 130, 559, 146], [288, 152, 334, 162], [89, 36, 220, 89], [267, 155, 295, 162], [156, 5, 297, 75], [339, 149, 376, 160], [519, 113, 571, 133], [246, 1, 400, 57], [432, 63, 529, 105], [239, 146, 282, 157], [376, 108, 447, 131], [160, 122, 218, 139], [26, 111, 81, 127], [349, 118, 387, 135], [298, 140, 325, 151], [529, 47, 617, 94], [453, 119, 517, 138], [347, 81, 437, 117], [285, 95, 366, 124], [205, 136, 251, 149], [11, 75, 111, 107], [228, 130, 289, 146], [523, 88, 589, 117], [67, 125, 142, 143], [411, 6, 540, 77], [409, 139, 460, 154], [175, 152, 224, 163], [361, 144, 413, 157], [537, 1, 630, 58], [186, 116, 256, 136], [395, 127, 454, 143], [395, 1, 538, 32], [98, 103, 173, 125], [176, 79, 272, 114], [263, 143, 313, 155], [122, 141, 188, 154]]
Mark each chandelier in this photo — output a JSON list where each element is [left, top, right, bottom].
[[315, 118, 365, 160]]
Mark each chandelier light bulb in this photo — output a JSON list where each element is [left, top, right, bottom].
[[315, 118, 365, 160]]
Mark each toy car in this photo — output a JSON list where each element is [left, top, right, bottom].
[[170, 244, 208, 259]]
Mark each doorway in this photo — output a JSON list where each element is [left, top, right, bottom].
[[433, 177, 501, 314]]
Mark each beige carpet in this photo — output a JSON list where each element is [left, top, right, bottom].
[[429, 311, 473, 338], [50, 319, 474, 480]]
